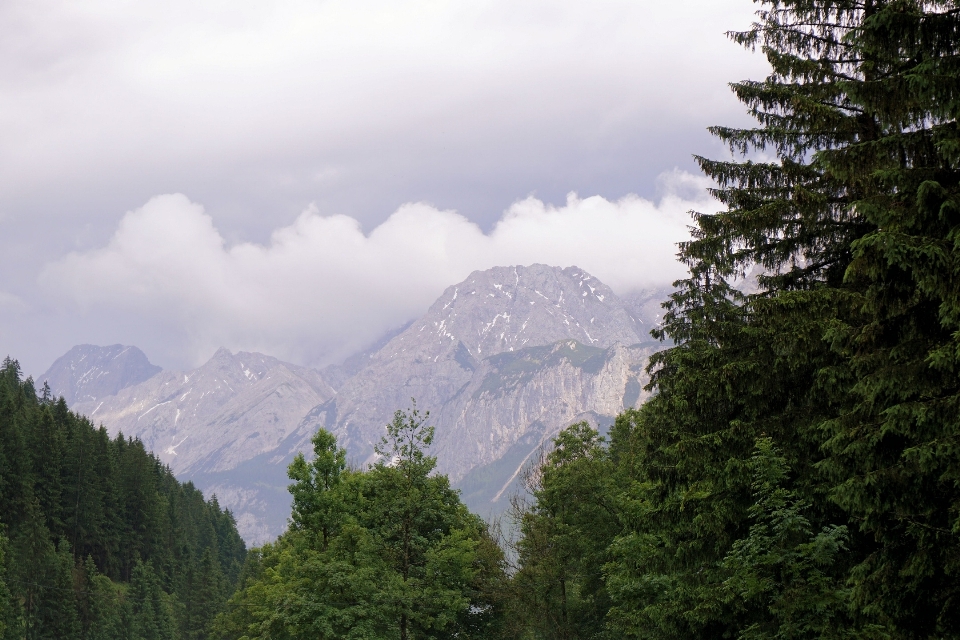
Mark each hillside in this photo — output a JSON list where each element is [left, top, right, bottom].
[[0, 357, 246, 638]]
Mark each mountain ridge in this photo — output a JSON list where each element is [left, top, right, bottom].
[[45, 264, 666, 542], [40, 344, 162, 405]]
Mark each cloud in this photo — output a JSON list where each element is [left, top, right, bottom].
[[39, 171, 712, 368], [0, 291, 29, 314], [0, 0, 764, 261]]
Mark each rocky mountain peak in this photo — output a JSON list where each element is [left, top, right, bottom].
[[55, 265, 667, 543], [377, 264, 645, 363], [40, 344, 161, 405], [72, 347, 336, 469], [192, 348, 278, 387]]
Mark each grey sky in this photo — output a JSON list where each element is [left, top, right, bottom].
[[0, 0, 767, 376]]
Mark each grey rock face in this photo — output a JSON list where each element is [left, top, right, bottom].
[[75, 348, 335, 476], [437, 339, 658, 514], [301, 264, 661, 514], [40, 344, 161, 405], [410, 264, 645, 359], [61, 264, 667, 543], [73, 349, 336, 544]]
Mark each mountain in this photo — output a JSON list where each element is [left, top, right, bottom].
[[40, 344, 161, 405], [301, 264, 660, 513], [71, 349, 336, 543], [55, 264, 666, 542]]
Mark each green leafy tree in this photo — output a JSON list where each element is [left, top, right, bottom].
[[365, 405, 491, 639], [215, 406, 508, 640], [287, 428, 347, 551]]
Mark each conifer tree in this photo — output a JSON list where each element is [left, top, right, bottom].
[[130, 561, 175, 640], [510, 422, 619, 640], [86, 565, 130, 640], [0, 357, 246, 638], [0, 531, 18, 640], [183, 548, 228, 640], [601, 0, 960, 637]]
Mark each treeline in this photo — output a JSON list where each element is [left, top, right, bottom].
[[217, 0, 960, 637], [0, 358, 246, 639]]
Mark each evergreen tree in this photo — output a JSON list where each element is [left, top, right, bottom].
[[130, 561, 175, 640], [598, 1, 960, 637], [0, 357, 246, 639], [183, 548, 228, 640], [86, 567, 131, 640], [0, 530, 19, 640], [716, 438, 851, 639]]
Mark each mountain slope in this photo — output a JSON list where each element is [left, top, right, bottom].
[[74, 348, 335, 476], [59, 264, 665, 541], [70, 349, 335, 543], [40, 344, 161, 405], [300, 264, 658, 513]]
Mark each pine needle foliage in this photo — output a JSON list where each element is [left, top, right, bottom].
[[600, 1, 960, 638], [0, 357, 246, 639]]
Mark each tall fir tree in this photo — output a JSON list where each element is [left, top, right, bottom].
[[601, 0, 960, 637], [0, 530, 18, 640]]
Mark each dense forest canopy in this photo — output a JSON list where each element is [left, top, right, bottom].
[[0, 358, 246, 639]]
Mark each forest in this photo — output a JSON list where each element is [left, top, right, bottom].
[[5, 0, 960, 637], [0, 359, 247, 639]]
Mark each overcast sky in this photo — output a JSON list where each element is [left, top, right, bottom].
[[0, 0, 767, 376]]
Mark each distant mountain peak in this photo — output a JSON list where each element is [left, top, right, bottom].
[[380, 264, 645, 363], [40, 344, 161, 405], [55, 264, 666, 543]]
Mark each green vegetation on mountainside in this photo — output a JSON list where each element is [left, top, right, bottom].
[[0, 358, 245, 640]]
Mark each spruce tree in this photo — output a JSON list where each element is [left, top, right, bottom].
[[602, 1, 960, 637], [0, 357, 247, 638], [0, 531, 18, 640], [130, 561, 174, 640]]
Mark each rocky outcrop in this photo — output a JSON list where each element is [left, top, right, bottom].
[[299, 265, 661, 514]]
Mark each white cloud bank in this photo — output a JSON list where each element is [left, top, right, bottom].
[[40, 172, 712, 367]]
